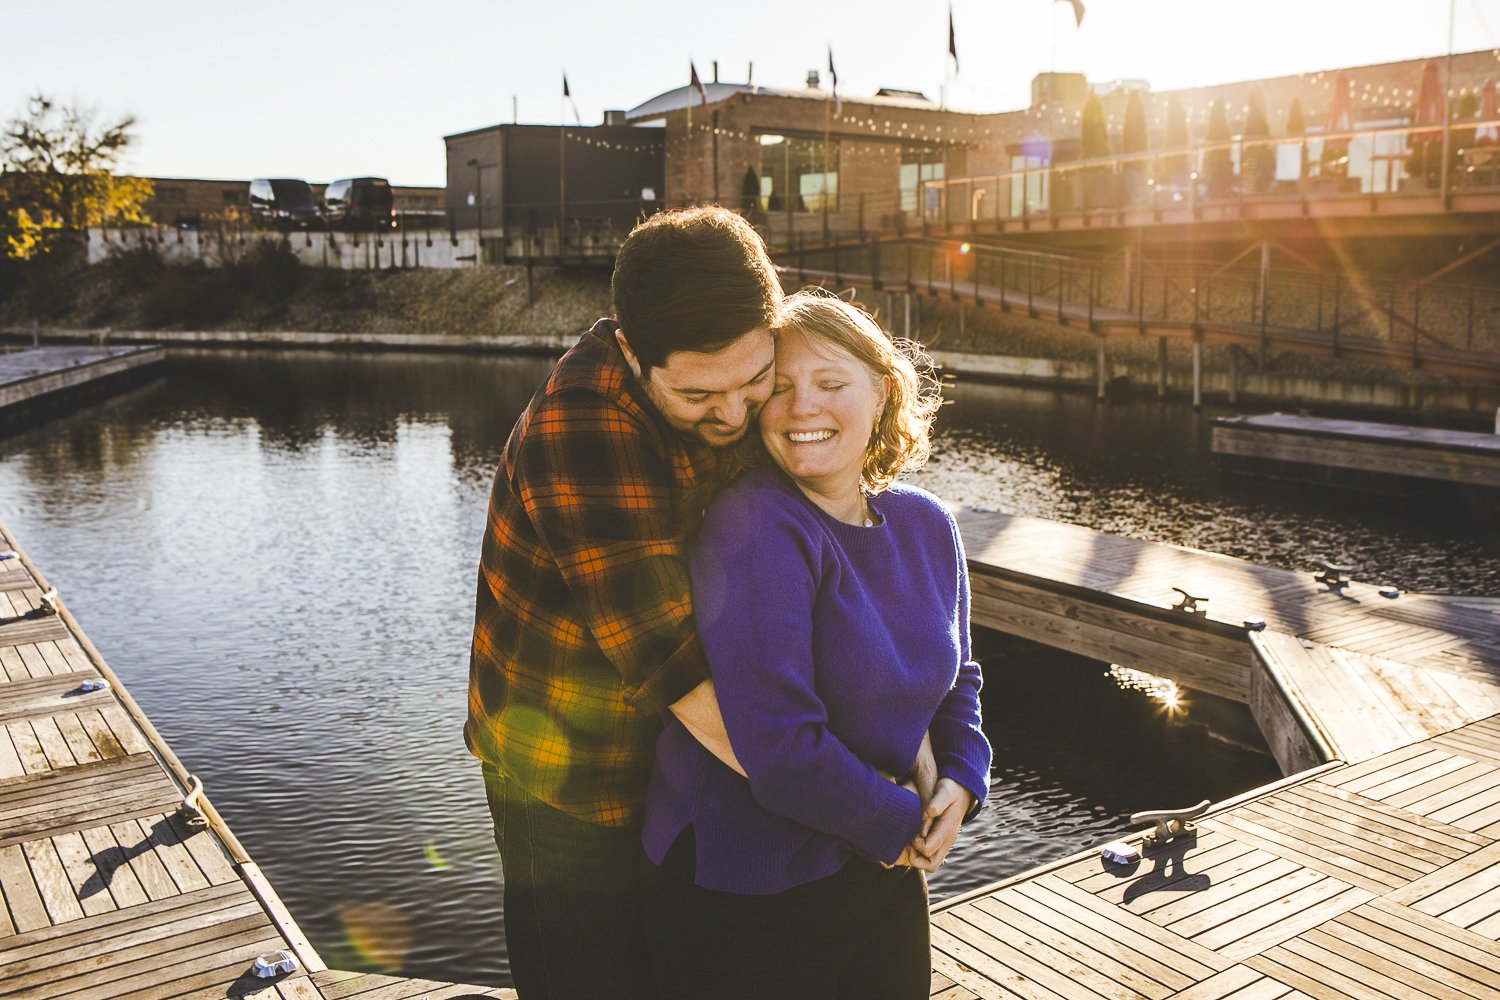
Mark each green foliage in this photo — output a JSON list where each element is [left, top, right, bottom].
[[1286, 97, 1307, 135], [1204, 100, 1235, 196], [1080, 92, 1110, 160], [0, 95, 150, 259], [1122, 91, 1148, 155], [1241, 86, 1275, 195]]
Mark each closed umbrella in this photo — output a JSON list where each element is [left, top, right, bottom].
[[1321, 70, 1353, 180], [1475, 80, 1498, 147], [1408, 59, 1445, 182]]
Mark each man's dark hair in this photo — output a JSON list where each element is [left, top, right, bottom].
[[612, 206, 782, 374]]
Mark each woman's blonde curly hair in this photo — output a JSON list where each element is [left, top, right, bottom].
[[774, 290, 943, 494]]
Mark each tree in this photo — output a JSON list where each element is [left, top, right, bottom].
[[1121, 91, 1149, 203], [1204, 99, 1235, 198], [1078, 91, 1111, 208], [1, 95, 153, 258], [1161, 94, 1190, 187], [1241, 85, 1275, 195], [1286, 97, 1308, 183]]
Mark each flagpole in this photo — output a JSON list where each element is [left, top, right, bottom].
[[1440, 0, 1456, 205]]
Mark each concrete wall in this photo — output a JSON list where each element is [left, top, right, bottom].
[[88, 228, 484, 270]]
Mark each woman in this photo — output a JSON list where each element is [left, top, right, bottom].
[[640, 291, 991, 999]]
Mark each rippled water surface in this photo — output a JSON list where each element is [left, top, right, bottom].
[[0, 350, 1492, 986]]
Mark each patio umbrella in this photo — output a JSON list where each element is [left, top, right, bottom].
[[1412, 59, 1446, 145], [1408, 59, 1445, 182], [1476, 80, 1498, 147], [1321, 70, 1353, 179]]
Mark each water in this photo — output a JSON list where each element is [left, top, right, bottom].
[[0, 350, 1491, 986]]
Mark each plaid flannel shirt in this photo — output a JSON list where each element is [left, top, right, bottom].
[[466, 319, 722, 827]]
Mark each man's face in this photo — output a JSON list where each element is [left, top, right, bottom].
[[619, 327, 776, 447]]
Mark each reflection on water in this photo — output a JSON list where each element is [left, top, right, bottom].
[[0, 350, 1486, 986]]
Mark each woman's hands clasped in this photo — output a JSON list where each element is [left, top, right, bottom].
[[883, 732, 975, 873]]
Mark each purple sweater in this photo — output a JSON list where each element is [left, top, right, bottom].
[[642, 467, 991, 895]]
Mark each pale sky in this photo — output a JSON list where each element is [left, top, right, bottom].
[[5, 0, 1498, 187]]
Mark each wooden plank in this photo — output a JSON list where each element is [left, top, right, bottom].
[[1441, 882, 1500, 933], [0, 881, 247, 962], [99, 704, 152, 755], [1071, 831, 1240, 896], [1112, 844, 1280, 916], [33, 643, 68, 677], [1018, 875, 1230, 976], [48, 831, 114, 917], [77, 709, 126, 760], [1282, 931, 1480, 1000], [1386, 761, 1500, 815], [52, 713, 101, 767], [21, 837, 85, 925], [1368, 898, 1500, 979], [0, 648, 27, 683], [1330, 909, 1500, 999], [76, 823, 149, 910], [929, 921, 1073, 1000], [1138, 858, 1304, 927], [1434, 730, 1500, 768], [1160, 966, 1270, 1000], [1202, 813, 1407, 893], [173, 820, 238, 887], [29, 717, 75, 771], [1317, 742, 1442, 790], [136, 812, 212, 895], [0, 727, 25, 780], [1282, 782, 1491, 855], [975, 890, 1198, 992], [108, 818, 181, 902], [0, 843, 49, 934], [967, 894, 1175, 998], [1387, 842, 1500, 910], [1232, 799, 1437, 880], [19, 929, 286, 1000], [7, 724, 49, 776]]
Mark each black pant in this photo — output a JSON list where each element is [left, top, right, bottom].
[[483, 764, 653, 1000], [640, 827, 931, 1000]]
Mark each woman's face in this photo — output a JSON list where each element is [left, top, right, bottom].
[[760, 328, 886, 501]]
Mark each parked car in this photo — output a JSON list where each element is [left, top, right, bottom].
[[248, 178, 322, 230], [322, 177, 396, 231]]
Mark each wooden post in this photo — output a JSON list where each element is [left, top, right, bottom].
[[1096, 337, 1108, 401], [1192, 338, 1203, 410], [1228, 346, 1239, 405], [1157, 338, 1168, 397], [904, 293, 912, 339]]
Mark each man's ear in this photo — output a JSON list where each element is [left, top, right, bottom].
[[615, 329, 643, 379]]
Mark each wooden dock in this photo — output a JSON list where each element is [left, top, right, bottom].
[[0, 522, 514, 999], [0, 346, 165, 428], [929, 509, 1500, 998], [1212, 413, 1500, 490]]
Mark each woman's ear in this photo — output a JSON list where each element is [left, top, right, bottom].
[[615, 329, 644, 379]]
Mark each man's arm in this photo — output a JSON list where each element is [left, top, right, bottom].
[[669, 680, 745, 776], [508, 389, 711, 715]]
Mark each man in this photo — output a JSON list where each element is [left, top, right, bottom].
[[466, 206, 782, 999]]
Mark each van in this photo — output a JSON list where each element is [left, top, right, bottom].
[[248, 179, 321, 230], [322, 177, 396, 231]]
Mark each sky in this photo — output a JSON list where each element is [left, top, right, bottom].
[[5, 0, 1499, 188]]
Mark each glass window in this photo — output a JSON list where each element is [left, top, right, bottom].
[[759, 135, 839, 213], [899, 152, 944, 214]]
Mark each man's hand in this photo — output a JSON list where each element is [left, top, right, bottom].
[[668, 680, 745, 777], [907, 778, 974, 873]]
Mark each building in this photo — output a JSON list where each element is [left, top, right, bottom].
[[139, 177, 444, 227], [441, 122, 664, 253]]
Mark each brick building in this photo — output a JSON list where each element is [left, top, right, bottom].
[[139, 177, 443, 227]]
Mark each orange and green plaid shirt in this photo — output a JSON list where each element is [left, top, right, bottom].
[[466, 320, 723, 827]]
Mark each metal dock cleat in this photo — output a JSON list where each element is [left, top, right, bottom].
[[1313, 561, 1354, 590], [1130, 799, 1211, 847], [1171, 587, 1208, 615]]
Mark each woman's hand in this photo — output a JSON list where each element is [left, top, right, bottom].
[[907, 778, 974, 873]]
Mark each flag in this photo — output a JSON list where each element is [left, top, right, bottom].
[[690, 61, 708, 108], [562, 72, 581, 125], [827, 45, 840, 117], [1056, 0, 1084, 27], [948, 4, 958, 73]]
